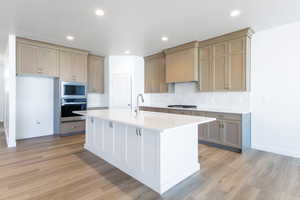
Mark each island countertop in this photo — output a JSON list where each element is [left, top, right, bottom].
[[74, 109, 215, 131]]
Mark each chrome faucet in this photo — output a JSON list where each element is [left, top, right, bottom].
[[135, 94, 144, 114]]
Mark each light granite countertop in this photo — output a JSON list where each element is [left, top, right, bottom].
[[74, 109, 216, 131], [142, 105, 250, 114]]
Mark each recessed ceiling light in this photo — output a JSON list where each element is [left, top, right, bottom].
[[230, 10, 241, 17], [66, 35, 75, 41], [95, 9, 105, 16], [161, 36, 168, 42], [124, 50, 131, 54]]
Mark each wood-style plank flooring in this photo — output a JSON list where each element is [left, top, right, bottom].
[[0, 128, 299, 200]]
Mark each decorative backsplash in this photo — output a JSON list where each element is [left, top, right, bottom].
[[144, 82, 250, 110]]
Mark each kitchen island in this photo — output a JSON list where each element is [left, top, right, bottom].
[[74, 109, 215, 194]]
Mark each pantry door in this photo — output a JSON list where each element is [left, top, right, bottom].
[[110, 73, 132, 109]]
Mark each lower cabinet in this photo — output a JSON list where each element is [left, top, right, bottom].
[[222, 120, 241, 148], [207, 120, 223, 144], [103, 121, 114, 157], [198, 119, 241, 149], [60, 120, 85, 135], [140, 129, 158, 183], [114, 123, 127, 164], [198, 123, 209, 140], [140, 106, 250, 152], [126, 126, 142, 174], [85, 118, 158, 182], [85, 116, 200, 194]]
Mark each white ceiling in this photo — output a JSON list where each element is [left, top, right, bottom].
[[1, 0, 300, 56]]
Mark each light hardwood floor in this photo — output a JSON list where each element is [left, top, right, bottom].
[[0, 128, 299, 200]]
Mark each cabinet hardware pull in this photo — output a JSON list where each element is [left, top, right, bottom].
[[136, 129, 138, 136], [109, 122, 113, 128]]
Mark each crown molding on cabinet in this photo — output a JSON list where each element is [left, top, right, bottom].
[[16, 37, 89, 55], [164, 41, 198, 54], [148, 28, 254, 56], [88, 54, 105, 59], [144, 52, 165, 60], [198, 28, 254, 48]]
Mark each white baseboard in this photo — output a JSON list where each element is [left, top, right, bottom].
[[252, 144, 300, 159]]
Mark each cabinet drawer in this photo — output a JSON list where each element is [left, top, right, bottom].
[[140, 107, 151, 112], [142, 107, 168, 113], [192, 111, 207, 117], [167, 109, 193, 115], [205, 112, 241, 121], [61, 121, 85, 134]]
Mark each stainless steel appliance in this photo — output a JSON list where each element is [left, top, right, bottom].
[[61, 82, 86, 99], [61, 98, 87, 118], [60, 98, 87, 135], [60, 82, 87, 135]]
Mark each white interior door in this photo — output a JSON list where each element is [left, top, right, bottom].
[[110, 73, 132, 109]]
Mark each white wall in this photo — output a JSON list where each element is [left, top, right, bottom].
[[16, 76, 54, 139], [3, 34, 16, 147], [144, 82, 250, 111], [251, 21, 300, 158]]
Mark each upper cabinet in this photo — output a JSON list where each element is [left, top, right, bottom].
[[17, 39, 59, 77], [198, 28, 253, 92], [164, 41, 199, 83], [16, 37, 89, 83], [144, 53, 168, 93], [59, 49, 88, 83], [88, 55, 105, 93]]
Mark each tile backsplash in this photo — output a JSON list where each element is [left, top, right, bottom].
[[88, 93, 108, 108], [144, 82, 250, 110]]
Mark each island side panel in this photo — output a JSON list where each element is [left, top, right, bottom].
[[85, 117, 95, 152], [159, 124, 200, 194]]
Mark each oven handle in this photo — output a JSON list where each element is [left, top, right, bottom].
[[62, 102, 87, 106]]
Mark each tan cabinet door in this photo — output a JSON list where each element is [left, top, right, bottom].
[[144, 53, 168, 93], [151, 59, 161, 93], [228, 38, 246, 91], [38, 47, 59, 77], [72, 53, 87, 83], [159, 57, 168, 92], [208, 120, 222, 144], [59, 50, 73, 82], [60, 51, 87, 83], [212, 43, 228, 91], [199, 46, 212, 91], [88, 55, 104, 93], [144, 61, 152, 93], [222, 120, 241, 148], [17, 43, 39, 75], [198, 123, 209, 140]]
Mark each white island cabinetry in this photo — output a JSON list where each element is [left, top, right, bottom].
[[77, 109, 215, 194]]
